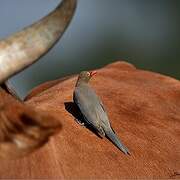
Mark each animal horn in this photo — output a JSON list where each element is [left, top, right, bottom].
[[0, 0, 77, 83]]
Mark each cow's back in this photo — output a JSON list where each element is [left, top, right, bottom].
[[0, 61, 179, 179]]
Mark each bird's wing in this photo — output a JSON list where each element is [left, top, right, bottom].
[[98, 100, 115, 132], [74, 86, 130, 154], [74, 86, 104, 133]]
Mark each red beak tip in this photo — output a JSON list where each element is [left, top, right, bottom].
[[90, 71, 97, 76]]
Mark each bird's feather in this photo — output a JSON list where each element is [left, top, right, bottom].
[[74, 80, 130, 155], [75, 84, 109, 119]]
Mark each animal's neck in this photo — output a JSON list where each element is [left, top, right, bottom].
[[76, 79, 89, 87]]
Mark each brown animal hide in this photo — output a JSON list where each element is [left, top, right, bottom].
[[0, 61, 179, 179], [0, 88, 61, 159]]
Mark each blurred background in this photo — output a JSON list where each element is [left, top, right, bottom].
[[0, 0, 179, 99]]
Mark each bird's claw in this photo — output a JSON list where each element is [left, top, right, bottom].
[[74, 118, 85, 126]]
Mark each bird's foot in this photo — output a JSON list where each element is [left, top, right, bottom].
[[98, 127, 106, 138], [74, 118, 85, 126]]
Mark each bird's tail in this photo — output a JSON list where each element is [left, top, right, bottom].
[[105, 129, 130, 155]]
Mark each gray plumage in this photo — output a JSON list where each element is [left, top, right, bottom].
[[73, 71, 130, 155]]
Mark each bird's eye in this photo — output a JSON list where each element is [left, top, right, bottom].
[[87, 72, 90, 76]]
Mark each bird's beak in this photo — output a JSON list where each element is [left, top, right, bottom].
[[90, 71, 97, 77]]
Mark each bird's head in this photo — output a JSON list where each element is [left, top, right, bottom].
[[76, 71, 97, 85]]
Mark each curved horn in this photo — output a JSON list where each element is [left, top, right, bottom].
[[0, 0, 77, 83]]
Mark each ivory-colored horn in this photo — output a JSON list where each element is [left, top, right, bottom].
[[0, 0, 77, 83]]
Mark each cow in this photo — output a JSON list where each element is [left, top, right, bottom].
[[0, 0, 77, 158], [0, 0, 179, 179]]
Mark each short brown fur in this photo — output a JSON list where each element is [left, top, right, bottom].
[[0, 61, 179, 179]]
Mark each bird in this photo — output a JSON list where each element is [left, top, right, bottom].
[[73, 71, 130, 155]]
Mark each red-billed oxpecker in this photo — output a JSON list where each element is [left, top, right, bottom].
[[73, 71, 130, 155]]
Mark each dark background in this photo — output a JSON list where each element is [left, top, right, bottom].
[[0, 0, 179, 99]]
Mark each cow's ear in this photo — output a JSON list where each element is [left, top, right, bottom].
[[0, 88, 61, 159]]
